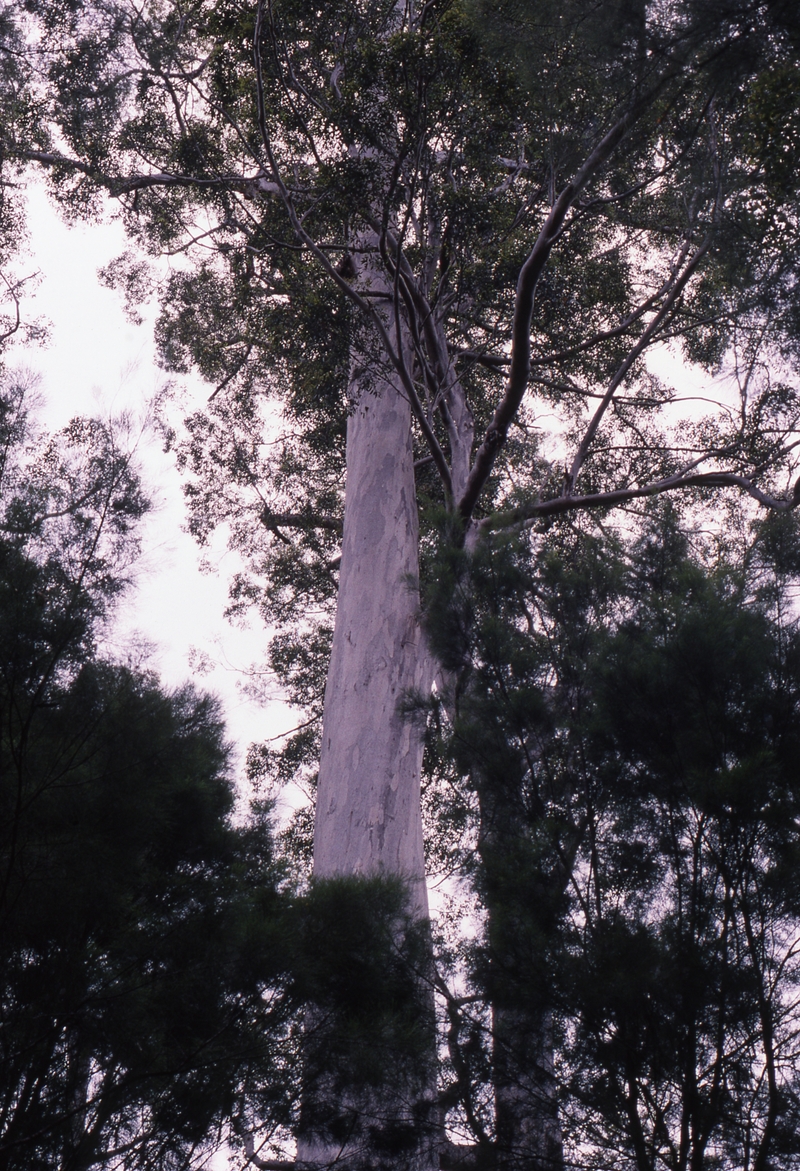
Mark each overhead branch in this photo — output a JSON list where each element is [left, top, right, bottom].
[[480, 471, 800, 534], [14, 149, 282, 198], [457, 100, 652, 525], [259, 508, 343, 535]]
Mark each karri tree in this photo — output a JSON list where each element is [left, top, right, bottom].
[[0, 372, 437, 1171], [4, 0, 800, 1165]]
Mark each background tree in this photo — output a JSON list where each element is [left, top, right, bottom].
[[5, 0, 800, 1165], [423, 506, 800, 1171], [0, 374, 293, 1170]]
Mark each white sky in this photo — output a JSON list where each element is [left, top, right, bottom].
[[14, 182, 289, 789]]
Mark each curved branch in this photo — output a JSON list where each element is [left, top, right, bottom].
[[454, 51, 699, 528], [457, 102, 648, 524]]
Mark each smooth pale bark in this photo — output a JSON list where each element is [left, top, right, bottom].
[[296, 304, 439, 1169], [313, 370, 432, 908]]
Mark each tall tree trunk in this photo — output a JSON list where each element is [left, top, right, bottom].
[[313, 371, 431, 908], [296, 296, 439, 1169], [477, 783, 565, 1171], [493, 1004, 563, 1171]]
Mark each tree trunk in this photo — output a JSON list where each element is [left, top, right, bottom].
[[313, 371, 431, 908], [493, 1004, 563, 1171], [477, 781, 565, 1171], [296, 305, 439, 1170]]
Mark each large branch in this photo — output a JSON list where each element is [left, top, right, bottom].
[[457, 104, 645, 524], [480, 470, 800, 533], [259, 508, 343, 535], [14, 148, 282, 198]]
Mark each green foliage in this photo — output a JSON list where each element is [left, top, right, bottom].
[[285, 874, 438, 1165], [423, 509, 800, 1168], [9, 0, 800, 821], [0, 663, 284, 1170], [0, 378, 297, 1170], [292, 876, 434, 1084], [0, 376, 449, 1169]]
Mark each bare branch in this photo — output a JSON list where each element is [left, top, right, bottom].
[[566, 234, 710, 492], [480, 471, 800, 535]]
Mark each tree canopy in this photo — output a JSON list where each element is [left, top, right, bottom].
[[7, 0, 799, 798]]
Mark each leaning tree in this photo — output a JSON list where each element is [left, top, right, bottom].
[[5, 0, 800, 1165]]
